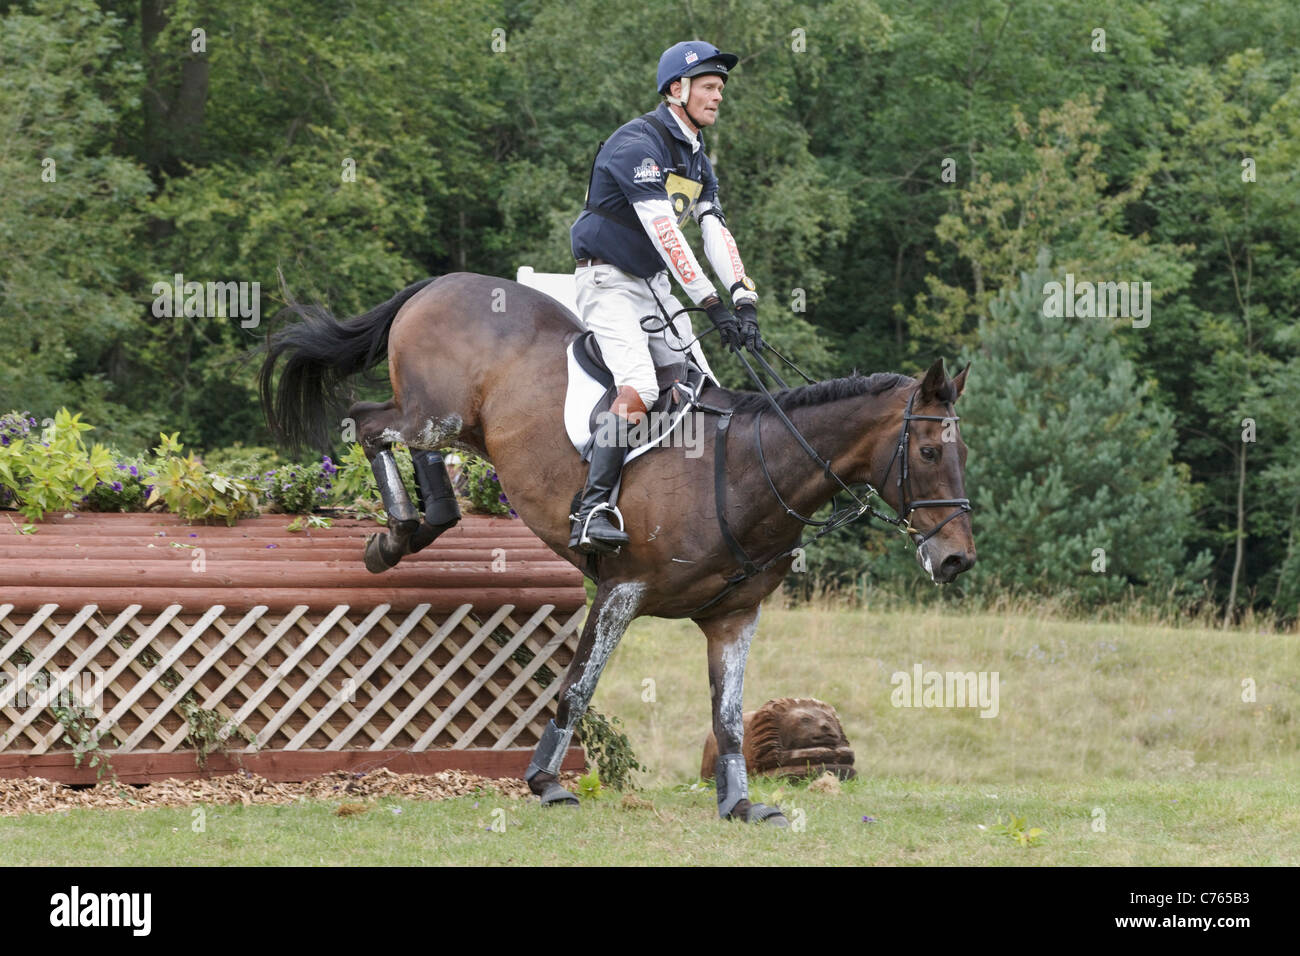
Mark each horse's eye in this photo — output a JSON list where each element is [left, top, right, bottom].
[[920, 446, 939, 463]]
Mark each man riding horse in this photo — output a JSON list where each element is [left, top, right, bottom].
[[568, 40, 762, 555]]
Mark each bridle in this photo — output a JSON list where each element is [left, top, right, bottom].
[[881, 389, 973, 546], [634, 297, 972, 616]]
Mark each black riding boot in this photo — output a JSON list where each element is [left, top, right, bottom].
[[569, 438, 631, 554], [409, 451, 462, 553]]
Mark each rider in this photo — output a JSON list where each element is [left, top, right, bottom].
[[568, 39, 763, 555]]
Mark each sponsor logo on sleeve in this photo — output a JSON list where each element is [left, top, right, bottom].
[[653, 216, 698, 284], [721, 227, 747, 283], [633, 158, 662, 183]]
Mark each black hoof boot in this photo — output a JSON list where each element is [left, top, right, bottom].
[[370, 448, 419, 542], [410, 451, 462, 554]]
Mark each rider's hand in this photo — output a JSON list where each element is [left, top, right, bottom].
[[735, 302, 763, 352], [704, 298, 744, 352]]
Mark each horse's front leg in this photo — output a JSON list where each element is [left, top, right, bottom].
[[699, 605, 788, 827], [525, 581, 645, 806]]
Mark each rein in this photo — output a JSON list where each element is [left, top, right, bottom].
[[637, 297, 971, 617]]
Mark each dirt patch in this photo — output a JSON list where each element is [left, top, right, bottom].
[[0, 768, 583, 817]]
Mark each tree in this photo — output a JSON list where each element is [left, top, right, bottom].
[[953, 250, 1211, 606]]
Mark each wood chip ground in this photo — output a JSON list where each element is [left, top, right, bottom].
[[0, 768, 582, 817]]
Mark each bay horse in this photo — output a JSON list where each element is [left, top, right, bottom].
[[258, 272, 975, 826]]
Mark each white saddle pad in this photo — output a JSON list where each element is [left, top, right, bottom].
[[563, 339, 706, 464]]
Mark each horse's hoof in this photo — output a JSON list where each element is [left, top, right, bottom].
[[538, 783, 580, 807], [748, 803, 788, 827], [363, 532, 399, 573]]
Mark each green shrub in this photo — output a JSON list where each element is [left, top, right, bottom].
[[83, 458, 148, 512], [145, 432, 259, 524], [462, 455, 515, 517], [0, 409, 118, 521], [261, 456, 336, 514]]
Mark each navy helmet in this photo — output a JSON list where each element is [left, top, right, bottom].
[[656, 40, 739, 96]]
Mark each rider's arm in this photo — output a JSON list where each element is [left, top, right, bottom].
[[696, 202, 757, 308], [630, 197, 719, 305]]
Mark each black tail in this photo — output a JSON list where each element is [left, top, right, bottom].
[[258, 277, 437, 451]]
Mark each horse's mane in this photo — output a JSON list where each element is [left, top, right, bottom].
[[726, 371, 924, 415]]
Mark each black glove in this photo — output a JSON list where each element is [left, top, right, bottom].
[[704, 298, 743, 352], [735, 302, 763, 352]]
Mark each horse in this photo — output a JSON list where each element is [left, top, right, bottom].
[[258, 272, 975, 826]]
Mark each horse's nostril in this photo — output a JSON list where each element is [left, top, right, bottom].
[[941, 552, 971, 575]]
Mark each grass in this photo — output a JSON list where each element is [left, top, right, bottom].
[[591, 605, 1300, 786], [3, 775, 1297, 865], [2, 604, 1297, 865]]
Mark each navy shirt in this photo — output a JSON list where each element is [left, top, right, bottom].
[[571, 102, 720, 278]]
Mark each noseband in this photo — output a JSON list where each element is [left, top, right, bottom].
[[688, 354, 974, 616]]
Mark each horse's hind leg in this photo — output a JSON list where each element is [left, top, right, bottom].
[[699, 606, 788, 827], [351, 399, 421, 573], [525, 581, 645, 806], [407, 450, 461, 554]]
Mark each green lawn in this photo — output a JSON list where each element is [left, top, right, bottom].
[[3, 774, 1297, 865], [2, 605, 1297, 865]]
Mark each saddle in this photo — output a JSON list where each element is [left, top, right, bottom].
[[563, 330, 710, 464]]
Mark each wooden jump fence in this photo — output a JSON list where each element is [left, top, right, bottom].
[[0, 513, 588, 783]]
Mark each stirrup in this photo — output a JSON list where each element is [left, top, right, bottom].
[[570, 502, 626, 551]]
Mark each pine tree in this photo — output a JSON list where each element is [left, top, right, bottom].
[[957, 249, 1212, 607]]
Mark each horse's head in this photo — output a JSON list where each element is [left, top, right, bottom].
[[875, 359, 975, 584]]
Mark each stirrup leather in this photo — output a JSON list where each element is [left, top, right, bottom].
[[569, 501, 625, 547]]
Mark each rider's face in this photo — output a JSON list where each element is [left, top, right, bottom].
[[674, 74, 725, 127]]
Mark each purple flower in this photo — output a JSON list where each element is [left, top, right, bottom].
[[862, 815, 877, 823], [111, 481, 123, 492]]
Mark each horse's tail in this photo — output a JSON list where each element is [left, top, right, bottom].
[[258, 277, 437, 451]]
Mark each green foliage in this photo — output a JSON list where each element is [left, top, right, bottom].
[[989, 814, 1045, 848], [83, 458, 149, 512], [576, 771, 603, 801], [51, 698, 119, 785], [1, 0, 1298, 618], [574, 708, 646, 792], [461, 456, 514, 517], [146, 432, 260, 524], [286, 514, 332, 531], [0, 409, 118, 521], [955, 251, 1212, 605], [199, 445, 285, 482], [261, 456, 336, 514]]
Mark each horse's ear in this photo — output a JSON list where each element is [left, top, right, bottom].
[[918, 358, 947, 403], [951, 362, 969, 401]]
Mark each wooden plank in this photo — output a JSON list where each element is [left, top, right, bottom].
[[252, 604, 391, 746], [155, 606, 312, 751], [28, 605, 186, 754], [226, 605, 352, 748], [284, 604, 430, 750], [368, 604, 515, 751], [117, 606, 268, 751], [325, 605, 472, 751], [456, 607, 586, 748], [2, 588, 587, 614], [415, 605, 554, 750], [9, 605, 148, 746], [0, 746, 587, 785]]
